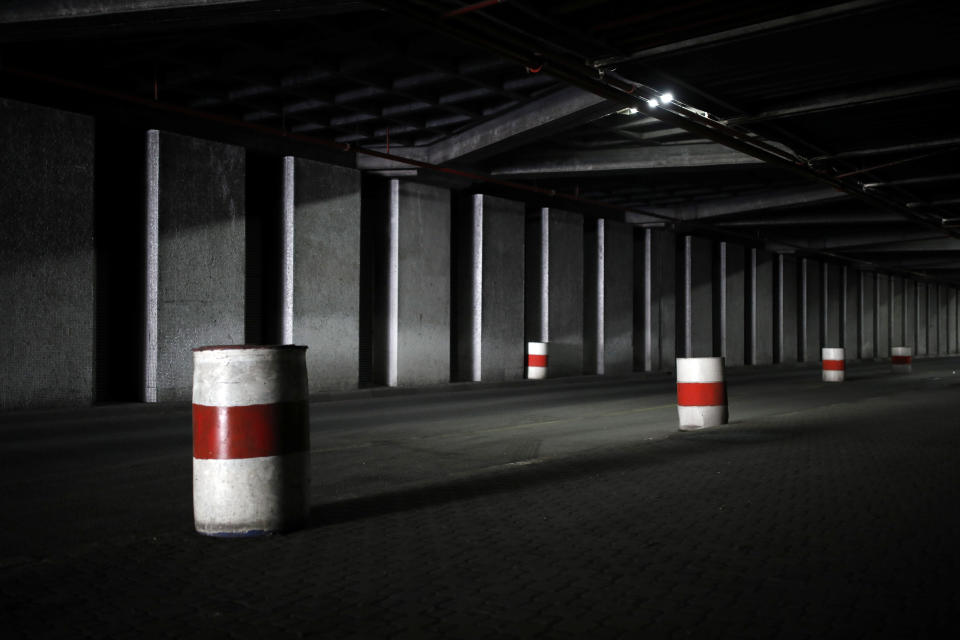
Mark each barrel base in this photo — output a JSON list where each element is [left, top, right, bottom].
[[193, 451, 309, 536], [822, 370, 845, 382], [678, 405, 728, 431], [527, 366, 547, 380]]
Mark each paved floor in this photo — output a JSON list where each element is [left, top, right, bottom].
[[2, 358, 960, 638]]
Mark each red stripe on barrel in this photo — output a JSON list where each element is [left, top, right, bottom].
[[822, 359, 845, 371], [193, 402, 309, 459], [528, 354, 548, 367], [892, 355, 912, 364], [677, 382, 726, 406]]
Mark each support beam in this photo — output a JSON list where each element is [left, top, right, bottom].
[[677, 186, 848, 221], [488, 144, 763, 178], [359, 87, 614, 170]]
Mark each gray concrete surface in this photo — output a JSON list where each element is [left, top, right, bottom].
[[600, 220, 633, 375], [803, 259, 822, 362], [723, 242, 746, 366], [397, 181, 451, 386], [155, 132, 245, 401], [861, 271, 875, 359], [0, 98, 95, 410], [877, 273, 890, 358], [752, 249, 774, 365], [3, 357, 960, 638], [779, 254, 799, 363], [845, 266, 859, 356], [686, 235, 714, 358], [455, 194, 526, 383], [293, 158, 361, 391]]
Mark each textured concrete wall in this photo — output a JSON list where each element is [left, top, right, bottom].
[[685, 236, 714, 358], [916, 283, 927, 356], [155, 133, 246, 401], [752, 249, 774, 365], [927, 284, 940, 355], [779, 254, 798, 363], [0, 99, 95, 409], [601, 219, 634, 374], [844, 267, 859, 357], [293, 158, 361, 391], [457, 194, 526, 382], [949, 287, 958, 353], [723, 243, 746, 366], [802, 259, 822, 361], [903, 279, 916, 351], [648, 229, 677, 371], [546, 209, 584, 376], [938, 285, 948, 354], [823, 263, 842, 348], [889, 276, 903, 348], [861, 272, 875, 359], [876, 274, 890, 358], [396, 182, 451, 386]]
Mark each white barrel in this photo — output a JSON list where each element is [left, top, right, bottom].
[[891, 346, 912, 373], [676, 357, 728, 431], [527, 342, 548, 380], [192, 345, 309, 537], [822, 347, 845, 382]]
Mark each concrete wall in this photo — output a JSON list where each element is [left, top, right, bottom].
[[585, 219, 633, 375], [844, 267, 858, 357], [903, 279, 915, 351], [917, 283, 927, 356], [292, 158, 361, 391], [777, 254, 799, 363], [861, 272, 875, 359], [752, 249, 774, 365], [535, 208, 584, 376], [456, 194, 525, 382], [684, 235, 714, 358], [0, 99, 95, 409], [394, 181, 451, 386], [153, 132, 246, 402], [637, 228, 676, 371], [927, 282, 938, 356], [937, 285, 948, 354], [802, 259, 822, 361], [723, 242, 746, 366], [823, 263, 842, 349], [949, 287, 958, 354], [876, 273, 890, 358]]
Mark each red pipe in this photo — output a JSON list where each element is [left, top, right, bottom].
[[444, 0, 504, 18]]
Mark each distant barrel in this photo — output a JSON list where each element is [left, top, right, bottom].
[[676, 357, 728, 431], [192, 345, 309, 537], [822, 347, 845, 382], [527, 341, 548, 380], [891, 346, 912, 374]]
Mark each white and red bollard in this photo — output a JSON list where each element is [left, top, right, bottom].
[[821, 347, 845, 382], [676, 357, 728, 431], [527, 341, 548, 380], [891, 346, 912, 373], [192, 345, 310, 537]]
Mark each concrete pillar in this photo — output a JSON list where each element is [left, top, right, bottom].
[[148, 131, 246, 402], [720, 242, 746, 366], [750, 248, 774, 365], [0, 98, 95, 409], [823, 263, 842, 348], [289, 157, 361, 391], [777, 254, 799, 363], [639, 228, 677, 371], [802, 259, 822, 361], [904, 279, 916, 352], [927, 282, 938, 356], [917, 283, 927, 355], [525, 207, 583, 377], [585, 219, 633, 375], [380, 180, 451, 387], [950, 287, 958, 354], [938, 285, 948, 354], [876, 273, 890, 358], [844, 267, 859, 358], [861, 272, 875, 359], [455, 194, 525, 382], [683, 236, 714, 358]]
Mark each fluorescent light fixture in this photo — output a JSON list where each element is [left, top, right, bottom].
[[617, 106, 639, 115], [647, 97, 659, 107], [660, 92, 674, 104]]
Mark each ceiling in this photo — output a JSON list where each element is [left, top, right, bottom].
[[2, 0, 959, 281]]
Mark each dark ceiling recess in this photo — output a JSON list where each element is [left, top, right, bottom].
[[2, 0, 959, 281]]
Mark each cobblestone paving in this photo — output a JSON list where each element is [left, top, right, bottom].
[[2, 362, 959, 638]]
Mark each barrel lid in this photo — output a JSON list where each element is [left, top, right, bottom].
[[192, 344, 308, 352]]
